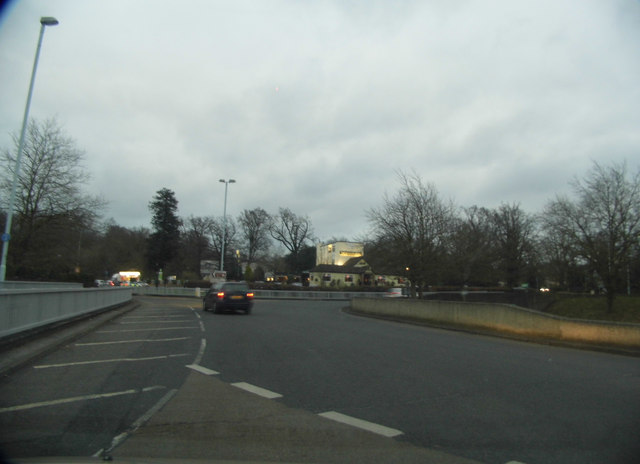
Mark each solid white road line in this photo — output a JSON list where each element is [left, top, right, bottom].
[[191, 308, 206, 332], [75, 337, 190, 346], [34, 353, 190, 369], [95, 387, 178, 457], [185, 364, 219, 375], [192, 338, 206, 365], [119, 320, 194, 324], [0, 385, 165, 413], [318, 411, 403, 438], [121, 315, 189, 319], [231, 382, 283, 399]]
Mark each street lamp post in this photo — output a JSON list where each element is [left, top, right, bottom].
[[0, 17, 59, 282], [218, 179, 236, 273]]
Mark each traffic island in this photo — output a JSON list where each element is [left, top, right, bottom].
[[113, 370, 483, 464], [348, 298, 640, 356]]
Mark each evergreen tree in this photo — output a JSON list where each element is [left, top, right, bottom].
[[147, 188, 181, 276]]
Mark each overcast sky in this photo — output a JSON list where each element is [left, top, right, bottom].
[[1, 0, 639, 242]]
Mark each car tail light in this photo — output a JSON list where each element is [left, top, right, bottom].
[[217, 291, 225, 298], [247, 292, 254, 298]]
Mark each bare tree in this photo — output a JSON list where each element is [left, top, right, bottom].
[[97, 221, 150, 277], [269, 208, 313, 273], [208, 216, 237, 272], [537, 217, 582, 291], [0, 118, 105, 279], [367, 171, 456, 295], [490, 203, 537, 288], [543, 162, 640, 311], [450, 206, 498, 286], [181, 215, 214, 276], [237, 208, 271, 265]]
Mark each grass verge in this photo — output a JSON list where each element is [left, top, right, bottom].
[[546, 295, 640, 323]]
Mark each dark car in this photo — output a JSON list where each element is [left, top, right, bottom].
[[202, 281, 254, 314]]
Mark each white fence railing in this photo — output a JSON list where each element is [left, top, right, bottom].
[[0, 287, 132, 340], [0, 281, 82, 291], [133, 286, 386, 300]]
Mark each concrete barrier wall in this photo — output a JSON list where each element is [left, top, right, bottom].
[[350, 298, 640, 350], [0, 288, 132, 340]]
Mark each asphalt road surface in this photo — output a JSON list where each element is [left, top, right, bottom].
[[1, 296, 639, 464]]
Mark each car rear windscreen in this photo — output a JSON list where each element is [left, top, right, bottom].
[[223, 283, 249, 291]]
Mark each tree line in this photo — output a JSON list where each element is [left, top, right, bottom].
[[0, 119, 317, 284], [367, 168, 640, 312], [2, 119, 639, 312], [146, 186, 315, 282]]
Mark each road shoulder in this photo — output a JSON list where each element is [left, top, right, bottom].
[[113, 370, 483, 464]]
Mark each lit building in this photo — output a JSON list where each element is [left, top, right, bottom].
[[310, 241, 404, 288], [316, 241, 364, 266]]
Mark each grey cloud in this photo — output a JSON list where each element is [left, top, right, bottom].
[[1, 0, 639, 242]]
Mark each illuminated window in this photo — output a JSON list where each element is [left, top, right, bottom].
[[345, 275, 353, 282]]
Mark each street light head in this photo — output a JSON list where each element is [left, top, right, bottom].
[[219, 179, 225, 183], [40, 17, 59, 26], [229, 179, 236, 183]]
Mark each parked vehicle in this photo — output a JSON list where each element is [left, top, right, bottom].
[[384, 287, 409, 298], [203, 281, 254, 314]]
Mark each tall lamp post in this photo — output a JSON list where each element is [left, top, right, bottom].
[[218, 179, 235, 273], [0, 16, 59, 282]]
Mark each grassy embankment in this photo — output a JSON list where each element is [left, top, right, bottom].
[[546, 295, 640, 324]]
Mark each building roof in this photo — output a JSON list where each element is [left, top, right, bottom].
[[310, 257, 372, 274]]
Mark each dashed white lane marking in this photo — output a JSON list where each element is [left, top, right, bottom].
[[318, 411, 403, 438], [0, 385, 165, 413], [186, 364, 219, 375], [34, 353, 190, 369], [231, 382, 283, 399], [75, 337, 190, 346], [97, 327, 199, 333]]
